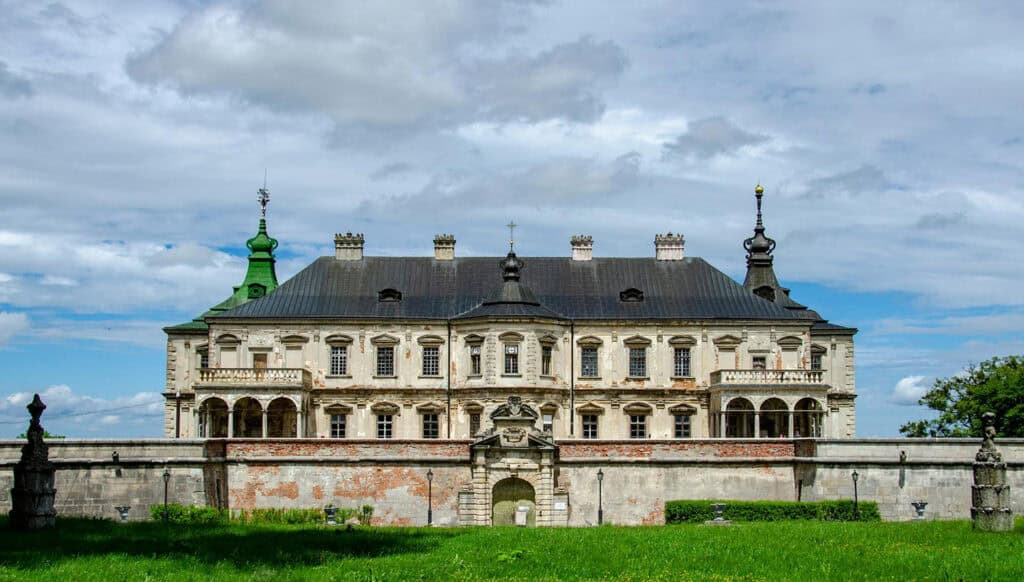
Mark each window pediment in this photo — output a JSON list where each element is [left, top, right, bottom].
[[417, 335, 445, 347], [370, 334, 400, 346], [576, 335, 603, 347], [324, 403, 353, 415], [281, 334, 308, 345], [623, 402, 653, 415], [810, 344, 827, 354], [538, 334, 558, 346], [623, 335, 651, 348], [668, 403, 697, 415], [215, 333, 240, 345], [668, 335, 697, 347], [370, 401, 400, 415], [325, 334, 354, 346], [778, 335, 803, 349], [416, 401, 445, 414], [499, 332, 524, 343], [462, 401, 484, 414], [576, 403, 605, 415], [463, 333, 485, 345], [713, 334, 741, 348], [539, 402, 559, 414]]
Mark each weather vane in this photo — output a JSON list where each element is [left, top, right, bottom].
[[258, 169, 270, 218], [507, 220, 517, 251]]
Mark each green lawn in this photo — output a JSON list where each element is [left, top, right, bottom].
[[1, 518, 1022, 581]]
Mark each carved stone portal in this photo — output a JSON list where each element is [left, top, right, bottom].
[[9, 394, 57, 529], [971, 412, 1013, 532]]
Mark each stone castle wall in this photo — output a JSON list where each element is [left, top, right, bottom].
[[1, 438, 1021, 524]]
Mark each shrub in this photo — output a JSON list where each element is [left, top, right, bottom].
[[149, 504, 375, 525], [665, 500, 880, 524], [149, 504, 227, 524]]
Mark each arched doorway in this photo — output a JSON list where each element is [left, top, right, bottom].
[[233, 397, 264, 438], [795, 398, 824, 438], [492, 478, 536, 526], [199, 397, 229, 438], [267, 397, 298, 437], [725, 398, 755, 438], [759, 398, 789, 438]]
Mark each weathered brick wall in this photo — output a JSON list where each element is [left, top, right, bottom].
[[559, 439, 795, 459]]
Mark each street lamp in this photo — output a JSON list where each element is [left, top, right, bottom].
[[162, 468, 171, 524], [426, 468, 434, 526], [851, 470, 860, 521], [597, 468, 604, 525]]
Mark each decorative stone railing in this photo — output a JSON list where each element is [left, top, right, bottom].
[[196, 368, 311, 388], [710, 369, 825, 386]]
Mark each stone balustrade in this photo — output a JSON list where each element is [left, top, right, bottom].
[[196, 368, 311, 388], [710, 369, 825, 386]]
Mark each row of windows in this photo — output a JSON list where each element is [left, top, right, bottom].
[[328, 412, 692, 439], [326, 345, 693, 379]]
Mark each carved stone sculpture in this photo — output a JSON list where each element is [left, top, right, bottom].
[[971, 412, 1012, 531], [9, 394, 57, 529]]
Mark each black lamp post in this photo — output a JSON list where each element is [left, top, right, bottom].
[[162, 468, 171, 524], [851, 470, 860, 521], [597, 468, 604, 525], [426, 468, 434, 526]]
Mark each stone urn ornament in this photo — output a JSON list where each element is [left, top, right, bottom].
[[705, 503, 731, 526], [9, 394, 57, 529], [971, 412, 1013, 531], [910, 500, 927, 521]]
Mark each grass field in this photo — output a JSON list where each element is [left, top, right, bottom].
[[1, 518, 1022, 581]]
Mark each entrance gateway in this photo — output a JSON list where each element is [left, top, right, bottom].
[[457, 396, 570, 527]]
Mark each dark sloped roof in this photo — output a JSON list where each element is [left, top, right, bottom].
[[214, 256, 826, 322]]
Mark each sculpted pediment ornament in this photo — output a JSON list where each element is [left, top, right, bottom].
[[713, 334, 742, 349]]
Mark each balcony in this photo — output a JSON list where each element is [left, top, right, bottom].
[[196, 368, 312, 389], [710, 369, 825, 387]]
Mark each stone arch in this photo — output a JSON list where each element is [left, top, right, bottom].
[[492, 477, 536, 526], [759, 397, 789, 438], [267, 397, 297, 438], [198, 397, 228, 438], [794, 397, 824, 438], [725, 397, 755, 438], [233, 397, 263, 438]]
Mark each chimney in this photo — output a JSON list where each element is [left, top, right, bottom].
[[654, 232, 685, 261], [570, 235, 593, 261], [334, 232, 364, 261], [433, 234, 456, 260]]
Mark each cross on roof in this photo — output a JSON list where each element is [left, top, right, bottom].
[[507, 220, 517, 251]]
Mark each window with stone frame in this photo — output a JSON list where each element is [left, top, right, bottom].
[[197, 348, 209, 371], [674, 414, 691, 438], [673, 347, 691, 377], [582, 414, 599, 439], [504, 344, 519, 375], [811, 352, 823, 370], [752, 356, 767, 370], [422, 413, 439, 439], [330, 345, 348, 376], [252, 352, 268, 370], [628, 347, 647, 377], [541, 345, 553, 376], [542, 413, 553, 433], [422, 346, 440, 376], [377, 414, 393, 439], [330, 414, 346, 438], [469, 345, 481, 375], [629, 414, 647, 439], [581, 347, 598, 377], [469, 413, 481, 437], [377, 346, 395, 376]]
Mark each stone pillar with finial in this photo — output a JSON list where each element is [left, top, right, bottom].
[[9, 394, 57, 529], [971, 411, 1013, 531]]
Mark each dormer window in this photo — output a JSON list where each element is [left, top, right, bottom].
[[619, 288, 644, 302], [378, 288, 402, 302]]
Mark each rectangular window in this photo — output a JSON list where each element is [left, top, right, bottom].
[[581, 347, 598, 377], [377, 414, 393, 439], [811, 353, 823, 370], [504, 344, 519, 375], [752, 356, 767, 370], [422, 414, 439, 439], [422, 346, 440, 376], [629, 348, 647, 377], [252, 352, 268, 370], [330, 346, 348, 376], [377, 346, 395, 376], [469, 413, 481, 437], [198, 349, 209, 371], [629, 415, 647, 439], [674, 415, 691, 438], [541, 345, 552, 376], [542, 413, 553, 433], [470, 345, 481, 375], [582, 415, 598, 439], [673, 347, 691, 377], [330, 414, 346, 438]]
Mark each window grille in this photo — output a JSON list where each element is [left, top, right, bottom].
[[422, 414, 439, 439], [674, 414, 691, 438], [629, 348, 647, 377], [811, 353, 822, 370], [581, 347, 598, 377], [422, 347, 439, 376], [752, 356, 767, 370], [673, 347, 691, 377], [629, 415, 647, 439], [541, 345, 552, 376], [330, 346, 348, 376], [377, 414, 393, 439], [504, 344, 519, 375], [377, 346, 395, 376], [198, 350, 209, 370], [330, 414, 346, 438], [469, 413, 481, 437], [470, 345, 481, 375], [542, 413, 553, 433], [582, 415, 598, 439]]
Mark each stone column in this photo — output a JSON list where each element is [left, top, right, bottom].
[[788, 411, 795, 438], [754, 413, 760, 439], [227, 410, 234, 438], [972, 412, 1013, 531], [719, 412, 726, 438], [261, 411, 268, 438], [296, 411, 304, 438], [9, 394, 56, 529]]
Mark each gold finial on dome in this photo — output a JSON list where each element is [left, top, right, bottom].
[[755, 184, 764, 195]]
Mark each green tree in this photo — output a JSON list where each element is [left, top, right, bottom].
[[15, 430, 64, 439], [899, 355, 1024, 437]]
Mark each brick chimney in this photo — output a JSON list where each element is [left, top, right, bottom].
[[334, 232, 364, 261], [433, 234, 456, 260], [654, 232, 684, 261], [571, 235, 593, 261]]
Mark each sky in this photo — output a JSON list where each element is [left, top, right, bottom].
[[1, 1, 1022, 438]]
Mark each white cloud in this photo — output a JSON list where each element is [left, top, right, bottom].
[[662, 117, 769, 161], [890, 375, 930, 406], [0, 385, 163, 438], [0, 311, 29, 346]]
